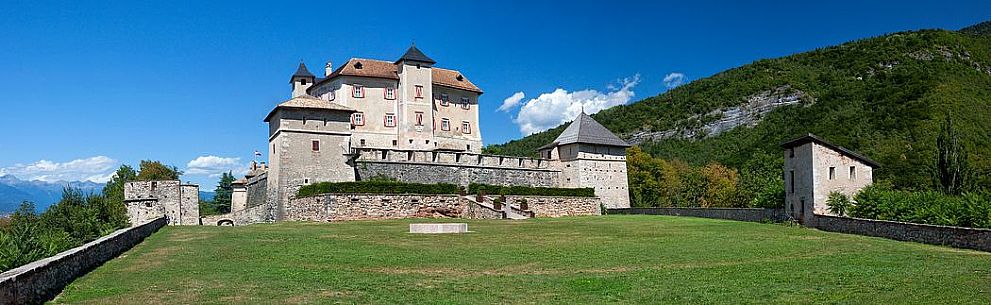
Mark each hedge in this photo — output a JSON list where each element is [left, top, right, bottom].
[[468, 183, 595, 197], [297, 181, 462, 198]]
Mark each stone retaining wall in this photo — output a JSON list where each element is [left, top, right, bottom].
[[287, 194, 467, 221], [506, 195, 602, 217], [812, 215, 991, 252], [0, 218, 167, 305], [607, 207, 788, 223], [201, 203, 276, 226]]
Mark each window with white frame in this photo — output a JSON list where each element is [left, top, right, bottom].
[[352, 84, 364, 98], [384, 113, 396, 127], [462, 121, 471, 134], [441, 118, 450, 131], [415, 85, 423, 98], [461, 97, 470, 110], [440, 93, 449, 106], [385, 87, 396, 100], [351, 112, 365, 126]]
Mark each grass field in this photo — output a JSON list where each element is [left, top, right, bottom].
[[52, 216, 991, 304]]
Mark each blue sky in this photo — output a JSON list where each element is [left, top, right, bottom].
[[0, 0, 987, 188]]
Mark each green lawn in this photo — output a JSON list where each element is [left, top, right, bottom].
[[53, 216, 991, 304]]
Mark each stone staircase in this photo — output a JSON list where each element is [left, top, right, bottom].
[[464, 194, 531, 220]]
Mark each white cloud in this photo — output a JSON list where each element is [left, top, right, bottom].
[[498, 91, 526, 112], [663, 72, 685, 89], [514, 74, 639, 135], [185, 156, 248, 178], [0, 156, 119, 183]]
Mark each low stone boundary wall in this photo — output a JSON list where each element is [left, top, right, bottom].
[[506, 195, 601, 217], [608, 207, 787, 222], [812, 215, 991, 252], [0, 217, 167, 305]]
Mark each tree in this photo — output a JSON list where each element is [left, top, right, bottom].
[[211, 172, 235, 214], [136, 160, 182, 181], [101, 165, 136, 227], [934, 115, 970, 195]]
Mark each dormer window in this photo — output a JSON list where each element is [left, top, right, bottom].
[[456, 74, 464, 81], [440, 94, 449, 106], [460, 97, 470, 109], [354, 62, 363, 69]]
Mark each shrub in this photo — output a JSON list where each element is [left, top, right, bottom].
[[467, 183, 595, 197], [850, 184, 991, 228], [826, 192, 852, 216], [297, 181, 463, 198]]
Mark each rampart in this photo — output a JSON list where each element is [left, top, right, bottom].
[[353, 148, 561, 187]]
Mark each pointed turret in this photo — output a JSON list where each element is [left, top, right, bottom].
[[290, 61, 316, 98], [395, 44, 436, 65], [540, 111, 630, 151]]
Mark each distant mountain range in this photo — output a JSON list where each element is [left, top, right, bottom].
[[0, 175, 215, 213]]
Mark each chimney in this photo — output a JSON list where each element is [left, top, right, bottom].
[[260, 161, 267, 171], [250, 160, 258, 171], [325, 61, 333, 77]]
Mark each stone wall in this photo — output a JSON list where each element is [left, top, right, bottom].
[[607, 207, 788, 223], [201, 203, 277, 226], [506, 195, 602, 217], [464, 200, 505, 219], [286, 194, 466, 221], [0, 218, 167, 305], [812, 215, 991, 252], [246, 173, 268, 208], [356, 161, 559, 187], [124, 181, 199, 226]]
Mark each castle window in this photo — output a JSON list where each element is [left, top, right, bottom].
[[441, 118, 450, 131], [415, 111, 424, 126], [462, 121, 471, 134], [415, 85, 423, 98], [352, 84, 364, 98], [360, 139, 366, 146], [467, 144, 471, 151], [460, 97, 470, 109], [829, 167, 836, 180], [351, 112, 365, 126], [850, 166, 857, 180], [385, 87, 396, 100], [392, 140, 398, 146], [311, 140, 320, 152], [789, 149, 794, 158], [384, 113, 396, 127], [440, 94, 450, 106]]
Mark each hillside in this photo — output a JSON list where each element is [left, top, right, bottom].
[[486, 24, 991, 190]]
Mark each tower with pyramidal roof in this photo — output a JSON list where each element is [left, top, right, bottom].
[[539, 111, 631, 208]]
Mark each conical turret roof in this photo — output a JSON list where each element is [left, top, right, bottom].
[[292, 62, 315, 78]]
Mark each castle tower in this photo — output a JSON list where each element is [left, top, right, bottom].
[[265, 95, 357, 218], [395, 44, 436, 150], [290, 62, 316, 98], [539, 112, 631, 208]]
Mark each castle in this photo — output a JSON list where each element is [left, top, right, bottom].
[[125, 45, 632, 226]]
